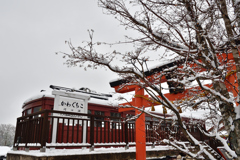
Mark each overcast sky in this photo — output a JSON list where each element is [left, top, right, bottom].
[[0, 1, 209, 126], [0, 0, 134, 125]]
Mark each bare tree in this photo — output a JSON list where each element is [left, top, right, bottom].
[[59, 0, 240, 159], [0, 124, 15, 146]]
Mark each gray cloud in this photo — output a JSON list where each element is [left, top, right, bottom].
[[0, 0, 127, 125]]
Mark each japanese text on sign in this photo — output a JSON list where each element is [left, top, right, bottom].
[[57, 96, 85, 114]]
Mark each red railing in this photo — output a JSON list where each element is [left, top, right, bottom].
[[14, 110, 139, 151], [13, 110, 218, 152]]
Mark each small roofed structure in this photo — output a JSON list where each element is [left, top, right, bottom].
[[21, 85, 172, 121]]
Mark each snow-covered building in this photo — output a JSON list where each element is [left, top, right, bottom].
[[13, 85, 216, 152], [21, 86, 170, 123]]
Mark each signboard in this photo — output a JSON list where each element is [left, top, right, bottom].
[[51, 90, 90, 144], [56, 96, 85, 118], [52, 90, 89, 114]]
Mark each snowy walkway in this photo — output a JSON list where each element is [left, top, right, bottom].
[[8, 145, 175, 157]]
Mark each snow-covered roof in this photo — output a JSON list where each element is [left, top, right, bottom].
[[88, 95, 119, 107], [22, 91, 119, 107], [22, 87, 208, 121], [22, 92, 54, 106], [109, 57, 185, 87], [147, 56, 184, 72]]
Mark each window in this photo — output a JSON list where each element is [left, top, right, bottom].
[[145, 117, 151, 125], [88, 110, 92, 114], [32, 106, 42, 118], [94, 111, 104, 127], [26, 109, 32, 115], [87, 110, 92, 118], [145, 116, 151, 121], [95, 111, 104, 116], [33, 106, 41, 113], [110, 112, 121, 118], [111, 112, 121, 129]]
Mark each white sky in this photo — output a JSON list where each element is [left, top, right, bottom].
[[0, 1, 207, 126], [0, 0, 135, 125]]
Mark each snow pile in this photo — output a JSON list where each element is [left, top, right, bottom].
[[0, 146, 11, 157], [180, 109, 207, 119]]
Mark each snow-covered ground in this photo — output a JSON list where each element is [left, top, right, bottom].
[[8, 145, 174, 157], [0, 146, 11, 159]]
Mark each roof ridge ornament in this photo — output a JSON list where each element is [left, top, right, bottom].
[[50, 85, 112, 100]]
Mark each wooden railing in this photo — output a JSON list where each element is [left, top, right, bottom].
[[14, 110, 143, 152], [13, 110, 218, 152]]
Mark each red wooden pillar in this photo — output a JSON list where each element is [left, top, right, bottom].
[[135, 86, 146, 160]]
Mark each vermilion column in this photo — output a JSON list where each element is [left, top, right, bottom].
[[135, 86, 146, 160]]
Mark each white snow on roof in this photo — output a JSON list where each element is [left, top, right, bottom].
[[22, 92, 54, 106], [88, 98, 118, 107], [22, 90, 208, 120], [22, 91, 119, 107], [109, 56, 183, 84], [148, 56, 184, 72], [109, 77, 123, 83]]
